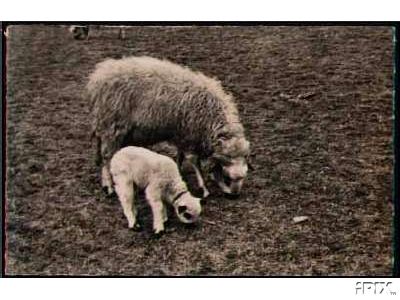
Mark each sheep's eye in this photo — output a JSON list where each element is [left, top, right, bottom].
[[178, 205, 187, 214], [223, 174, 232, 185], [219, 159, 232, 167], [183, 212, 192, 220]]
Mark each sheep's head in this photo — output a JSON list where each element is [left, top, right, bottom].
[[173, 192, 202, 224], [211, 131, 250, 197]]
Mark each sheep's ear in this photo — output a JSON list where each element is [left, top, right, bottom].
[[247, 155, 255, 171], [217, 130, 229, 140], [212, 153, 230, 165], [216, 132, 230, 146], [212, 153, 224, 161]]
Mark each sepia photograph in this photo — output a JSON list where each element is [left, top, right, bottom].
[[3, 24, 394, 276]]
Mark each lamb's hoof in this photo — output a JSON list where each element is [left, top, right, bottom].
[[102, 186, 108, 194], [153, 230, 165, 239], [102, 186, 116, 198]]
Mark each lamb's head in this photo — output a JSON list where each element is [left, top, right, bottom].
[[173, 192, 202, 224], [211, 125, 250, 196]]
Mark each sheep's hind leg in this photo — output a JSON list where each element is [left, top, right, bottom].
[[114, 176, 140, 231], [101, 164, 114, 195]]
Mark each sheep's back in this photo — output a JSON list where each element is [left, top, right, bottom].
[[87, 56, 241, 152]]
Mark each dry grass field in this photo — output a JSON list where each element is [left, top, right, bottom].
[[5, 25, 393, 275]]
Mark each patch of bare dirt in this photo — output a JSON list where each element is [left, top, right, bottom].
[[5, 25, 393, 275]]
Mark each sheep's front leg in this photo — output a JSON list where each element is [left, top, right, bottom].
[[187, 155, 210, 198], [145, 186, 165, 235], [162, 205, 168, 223], [177, 150, 185, 171], [114, 176, 140, 230]]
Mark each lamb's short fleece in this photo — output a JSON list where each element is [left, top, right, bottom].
[[110, 146, 202, 234]]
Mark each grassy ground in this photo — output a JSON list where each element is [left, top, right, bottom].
[[5, 25, 393, 275]]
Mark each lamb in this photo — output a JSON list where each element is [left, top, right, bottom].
[[110, 146, 202, 234], [87, 56, 250, 198]]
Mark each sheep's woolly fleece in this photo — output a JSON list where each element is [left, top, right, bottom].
[[87, 56, 248, 160]]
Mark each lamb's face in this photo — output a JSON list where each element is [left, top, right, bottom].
[[174, 194, 202, 224]]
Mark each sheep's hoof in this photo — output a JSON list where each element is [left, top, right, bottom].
[[193, 187, 209, 199], [130, 223, 142, 232], [223, 192, 240, 200]]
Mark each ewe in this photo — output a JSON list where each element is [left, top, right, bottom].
[[88, 56, 250, 198]]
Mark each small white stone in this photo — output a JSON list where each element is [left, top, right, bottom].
[[293, 216, 309, 224]]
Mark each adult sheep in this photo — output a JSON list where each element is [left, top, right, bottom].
[[87, 56, 250, 197]]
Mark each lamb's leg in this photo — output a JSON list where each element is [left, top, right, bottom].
[[187, 155, 210, 198], [145, 185, 165, 235], [114, 176, 139, 230]]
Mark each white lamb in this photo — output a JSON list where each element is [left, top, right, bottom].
[[110, 146, 202, 235]]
